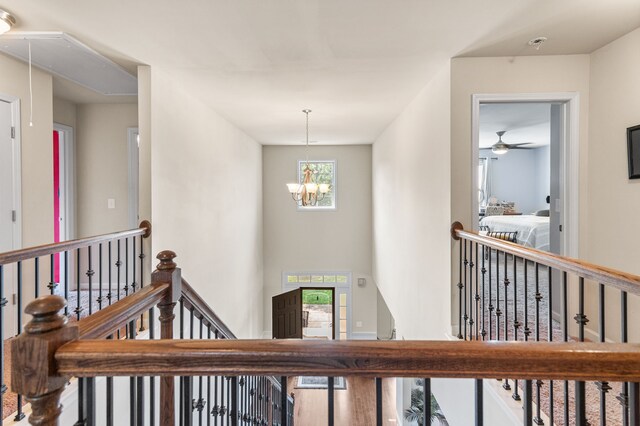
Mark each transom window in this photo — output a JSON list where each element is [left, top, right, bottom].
[[298, 160, 336, 210]]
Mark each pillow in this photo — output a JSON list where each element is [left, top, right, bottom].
[[487, 231, 518, 243], [534, 209, 550, 217]]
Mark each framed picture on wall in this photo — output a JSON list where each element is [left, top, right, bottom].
[[628, 124, 640, 179]]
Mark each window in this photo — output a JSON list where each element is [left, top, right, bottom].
[[298, 160, 336, 210]]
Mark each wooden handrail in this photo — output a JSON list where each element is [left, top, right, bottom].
[[55, 339, 640, 382], [451, 222, 640, 297], [0, 220, 151, 265], [77, 282, 169, 340], [181, 279, 235, 339]]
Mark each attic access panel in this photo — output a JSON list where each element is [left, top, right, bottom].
[[0, 31, 137, 96]]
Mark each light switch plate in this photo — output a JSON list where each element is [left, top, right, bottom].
[[356, 321, 363, 328], [107, 198, 116, 209]]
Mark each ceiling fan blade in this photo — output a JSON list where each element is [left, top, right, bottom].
[[507, 142, 535, 147], [510, 146, 535, 149]]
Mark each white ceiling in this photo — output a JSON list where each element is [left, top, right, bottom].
[[1, 0, 639, 144], [479, 103, 551, 149]]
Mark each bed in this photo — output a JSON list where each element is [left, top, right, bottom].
[[479, 215, 550, 251]]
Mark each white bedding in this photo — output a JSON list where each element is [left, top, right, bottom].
[[479, 215, 550, 251]]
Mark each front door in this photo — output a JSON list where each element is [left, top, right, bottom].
[[272, 288, 303, 339]]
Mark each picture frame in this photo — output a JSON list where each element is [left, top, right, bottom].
[[628, 124, 640, 179]]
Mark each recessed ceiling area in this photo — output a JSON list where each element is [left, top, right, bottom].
[[479, 103, 551, 149], [1, 1, 639, 144]]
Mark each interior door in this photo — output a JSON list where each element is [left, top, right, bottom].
[[0, 100, 17, 336], [272, 288, 303, 339]]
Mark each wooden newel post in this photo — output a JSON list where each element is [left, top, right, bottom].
[[152, 250, 181, 426], [11, 296, 78, 426]]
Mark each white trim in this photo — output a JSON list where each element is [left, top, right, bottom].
[[282, 270, 352, 338], [53, 123, 75, 240], [471, 92, 580, 257], [350, 332, 377, 340], [127, 127, 139, 229]]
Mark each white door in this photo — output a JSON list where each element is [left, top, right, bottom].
[[0, 99, 17, 337]]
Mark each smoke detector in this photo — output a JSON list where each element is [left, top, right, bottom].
[[528, 37, 548, 51]]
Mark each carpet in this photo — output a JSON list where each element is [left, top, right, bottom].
[[296, 377, 347, 390]]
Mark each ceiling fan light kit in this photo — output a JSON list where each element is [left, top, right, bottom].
[[491, 130, 533, 154]]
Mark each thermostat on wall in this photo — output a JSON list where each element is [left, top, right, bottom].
[[357, 278, 366, 287]]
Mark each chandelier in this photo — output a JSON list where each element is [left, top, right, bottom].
[[286, 109, 330, 206]]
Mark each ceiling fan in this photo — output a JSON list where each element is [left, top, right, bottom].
[[491, 131, 534, 154]]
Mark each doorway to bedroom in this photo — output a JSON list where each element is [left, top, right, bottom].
[[472, 93, 580, 325], [472, 94, 580, 258]]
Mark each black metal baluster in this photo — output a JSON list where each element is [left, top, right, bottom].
[[469, 242, 474, 340], [523, 380, 533, 426], [190, 307, 195, 426], [75, 249, 82, 320], [34, 256, 39, 298], [132, 237, 137, 294], [532, 263, 543, 425], [98, 244, 103, 310], [424, 378, 432, 426], [0, 265, 5, 421], [488, 247, 493, 340], [199, 320, 205, 425], [512, 255, 520, 401], [87, 245, 94, 315], [107, 335, 114, 426], [619, 291, 629, 426], [463, 240, 468, 340], [597, 282, 609, 426], [475, 242, 480, 339], [179, 299, 184, 426], [139, 236, 146, 331], [49, 253, 55, 295], [475, 378, 483, 426], [14, 261, 25, 421], [502, 251, 511, 392], [376, 377, 383, 426], [125, 237, 130, 296], [226, 377, 231, 426], [574, 277, 587, 425], [64, 251, 69, 317], [547, 266, 554, 426], [212, 374, 219, 426], [481, 245, 487, 340], [457, 241, 463, 339], [328, 377, 335, 426], [116, 239, 122, 301], [562, 272, 568, 426], [207, 327, 212, 426], [496, 249, 501, 340], [239, 376, 245, 424], [86, 377, 96, 426], [129, 315, 138, 426], [231, 377, 238, 426], [280, 376, 288, 426]]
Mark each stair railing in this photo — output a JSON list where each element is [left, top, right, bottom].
[[452, 221, 640, 425]]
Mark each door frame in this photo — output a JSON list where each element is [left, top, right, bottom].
[[53, 123, 75, 241], [300, 287, 336, 340], [127, 127, 139, 229], [471, 92, 580, 258], [282, 271, 352, 339], [1, 92, 21, 336]]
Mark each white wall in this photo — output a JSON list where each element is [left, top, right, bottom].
[[586, 27, 640, 343], [372, 62, 451, 340], [150, 69, 263, 338], [0, 53, 54, 249], [76, 103, 138, 237], [480, 147, 549, 215], [262, 145, 375, 337]]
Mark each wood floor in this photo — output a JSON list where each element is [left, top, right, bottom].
[[288, 377, 397, 426]]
